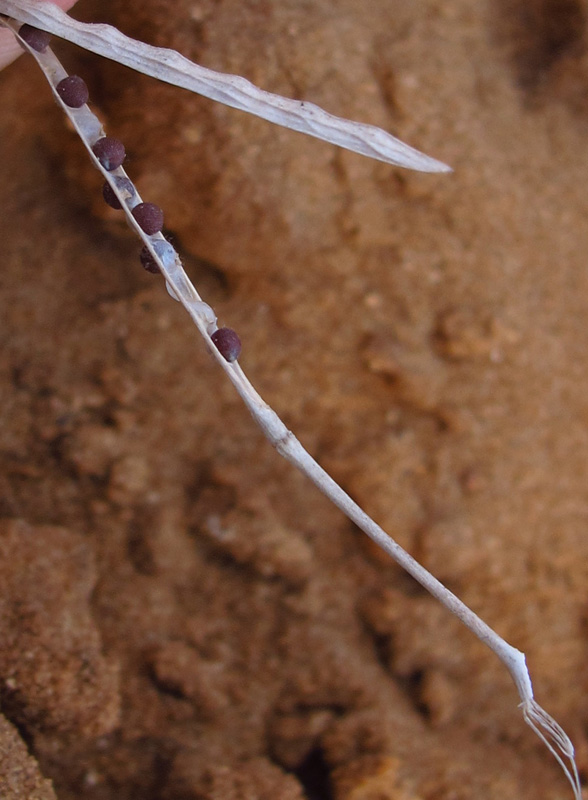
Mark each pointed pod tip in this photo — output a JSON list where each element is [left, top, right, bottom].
[[408, 153, 452, 174], [430, 159, 453, 174], [383, 141, 452, 173]]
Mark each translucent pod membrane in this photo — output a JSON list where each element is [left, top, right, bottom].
[[189, 301, 217, 334], [103, 177, 136, 210]]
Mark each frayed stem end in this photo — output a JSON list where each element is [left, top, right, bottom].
[[522, 699, 582, 800]]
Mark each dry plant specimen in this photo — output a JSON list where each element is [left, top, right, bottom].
[[0, 2, 581, 798]]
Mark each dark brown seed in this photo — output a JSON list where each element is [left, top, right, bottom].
[[56, 75, 89, 108], [92, 137, 126, 171], [139, 246, 161, 274], [102, 182, 121, 209], [18, 24, 51, 52], [211, 328, 241, 362], [102, 178, 134, 209], [132, 203, 164, 235]]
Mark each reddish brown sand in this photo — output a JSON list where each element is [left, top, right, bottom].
[[2, 1, 588, 798]]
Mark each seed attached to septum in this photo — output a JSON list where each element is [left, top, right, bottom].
[[18, 24, 51, 53], [92, 137, 126, 171], [139, 246, 161, 274], [56, 75, 89, 108], [211, 328, 242, 362], [132, 202, 164, 235], [102, 177, 135, 209]]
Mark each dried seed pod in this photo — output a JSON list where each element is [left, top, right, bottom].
[[18, 24, 51, 52], [132, 202, 164, 235], [56, 75, 89, 108], [211, 328, 242, 362], [102, 177, 135, 209], [92, 137, 126, 171]]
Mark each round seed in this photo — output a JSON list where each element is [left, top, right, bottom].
[[18, 24, 51, 52], [139, 246, 161, 274], [132, 202, 164, 235], [56, 75, 89, 108], [92, 137, 126, 171], [211, 328, 242, 362], [102, 177, 134, 209]]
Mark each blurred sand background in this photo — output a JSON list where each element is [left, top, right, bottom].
[[1, 1, 588, 797]]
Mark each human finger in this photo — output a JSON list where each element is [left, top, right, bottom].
[[0, 0, 78, 70]]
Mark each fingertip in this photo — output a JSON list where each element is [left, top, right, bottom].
[[0, 29, 21, 71]]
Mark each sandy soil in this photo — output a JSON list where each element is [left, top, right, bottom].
[[2, 1, 588, 798]]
